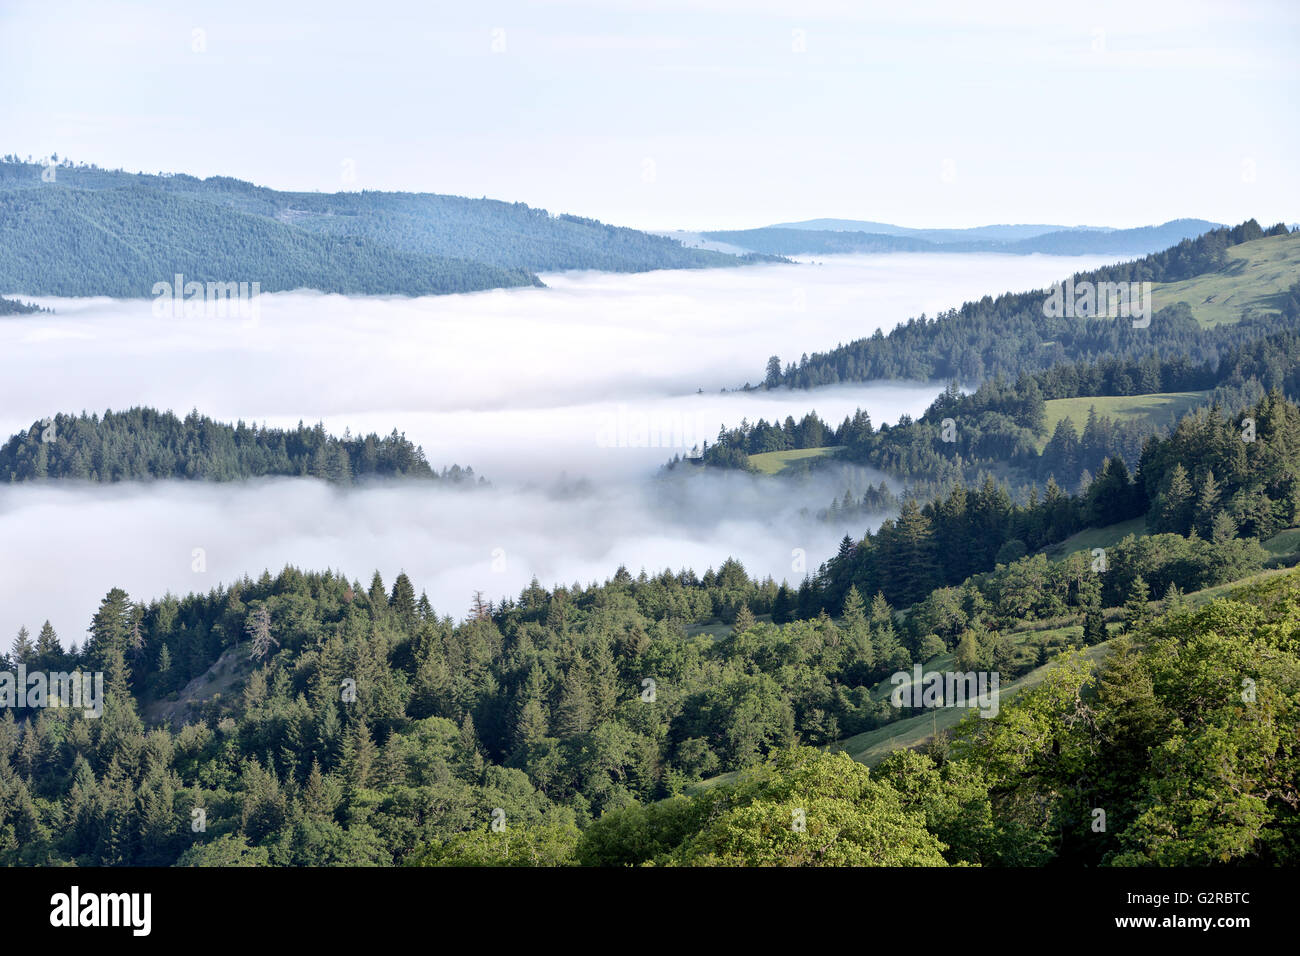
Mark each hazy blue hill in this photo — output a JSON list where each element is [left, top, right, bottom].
[[769, 219, 1085, 242], [703, 218, 1221, 257], [0, 160, 769, 296], [1003, 219, 1222, 255], [698, 227, 937, 255]]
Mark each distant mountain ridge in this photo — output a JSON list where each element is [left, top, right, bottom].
[[768, 219, 1094, 242], [0, 157, 775, 298], [701, 218, 1223, 258]]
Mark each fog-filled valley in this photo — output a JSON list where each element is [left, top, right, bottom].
[[1, 252, 1114, 642], [5, 0, 1300, 892]]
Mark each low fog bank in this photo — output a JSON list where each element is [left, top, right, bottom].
[[0, 253, 1114, 446], [254, 381, 939, 481], [0, 252, 1117, 644], [0, 466, 896, 647]]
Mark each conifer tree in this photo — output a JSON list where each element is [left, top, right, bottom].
[[1082, 598, 1108, 645], [9, 626, 33, 665], [1122, 576, 1152, 633]]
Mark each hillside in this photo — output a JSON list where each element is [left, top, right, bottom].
[[1150, 229, 1300, 327], [765, 221, 1297, 389], [1039, 391, 1212, 449], [0, 159, 773, 298], [0, 187, 539, 297]]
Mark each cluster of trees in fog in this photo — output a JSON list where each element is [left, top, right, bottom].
[[0, 408, 477, 485]]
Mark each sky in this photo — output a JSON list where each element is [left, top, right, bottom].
[[1, 0, 1296, 231]]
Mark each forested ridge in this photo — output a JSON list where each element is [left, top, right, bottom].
[[0, 408, 478, 485], [759, 220, 1294, 388], [689, 289, 1300, 518], [0, 157, 776, 298], [763, 390, 1300, 612]]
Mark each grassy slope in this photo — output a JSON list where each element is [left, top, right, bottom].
[[1039, 392, 1211, 450], [834, 641, 1113, 767], [1262, 527, 1300, 555], [1040, 517, 1147, 560], [747, 445, 845, 475], [1150, 230, 1300, 327]]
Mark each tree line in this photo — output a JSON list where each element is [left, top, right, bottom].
[[0, 408, 478, 485]]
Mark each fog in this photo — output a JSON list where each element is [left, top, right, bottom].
[[0, 252, 1116, 641]]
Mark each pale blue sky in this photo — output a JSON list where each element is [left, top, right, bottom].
[[1, 0, 1296, 230]]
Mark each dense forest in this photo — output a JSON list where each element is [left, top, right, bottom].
[[701, 218, 1218, 258], [0, 408, 477, 485], [2, 386, 1297, 866], [805, 390, 1300, 610], [0, 157, 777, 298], [2, 521, 1295, 866], [758, 221, 1294, 388]]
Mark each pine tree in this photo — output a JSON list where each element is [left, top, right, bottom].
[[1157, 463, 1194, 534], [764, 355, 782, 389], [389, 572, 417, 630], [1162, 581, 1186, 614], [367, 571, 387, 607], [872, 593, 909, 672], [301, 758, 332, 820], [1122, 576, 1152, 633], [341, 719, 377, 790], [841, 586, 866, 629], [555, 662, 592, 737], [587, 639, 619, 723], [879, 500, 937, 606], [1192, 469, 1221, 538], [156, 643, 172, 678], [457, 714, 485, 777], [1082, 598, 1108, 645], [1210, 510, 1237, 545], [87, 588, 133, 674], [732, 603, 756, 634], [10, 626, 33, 665], [34, 621, 61, 670], [771, 584, 796, 624]]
